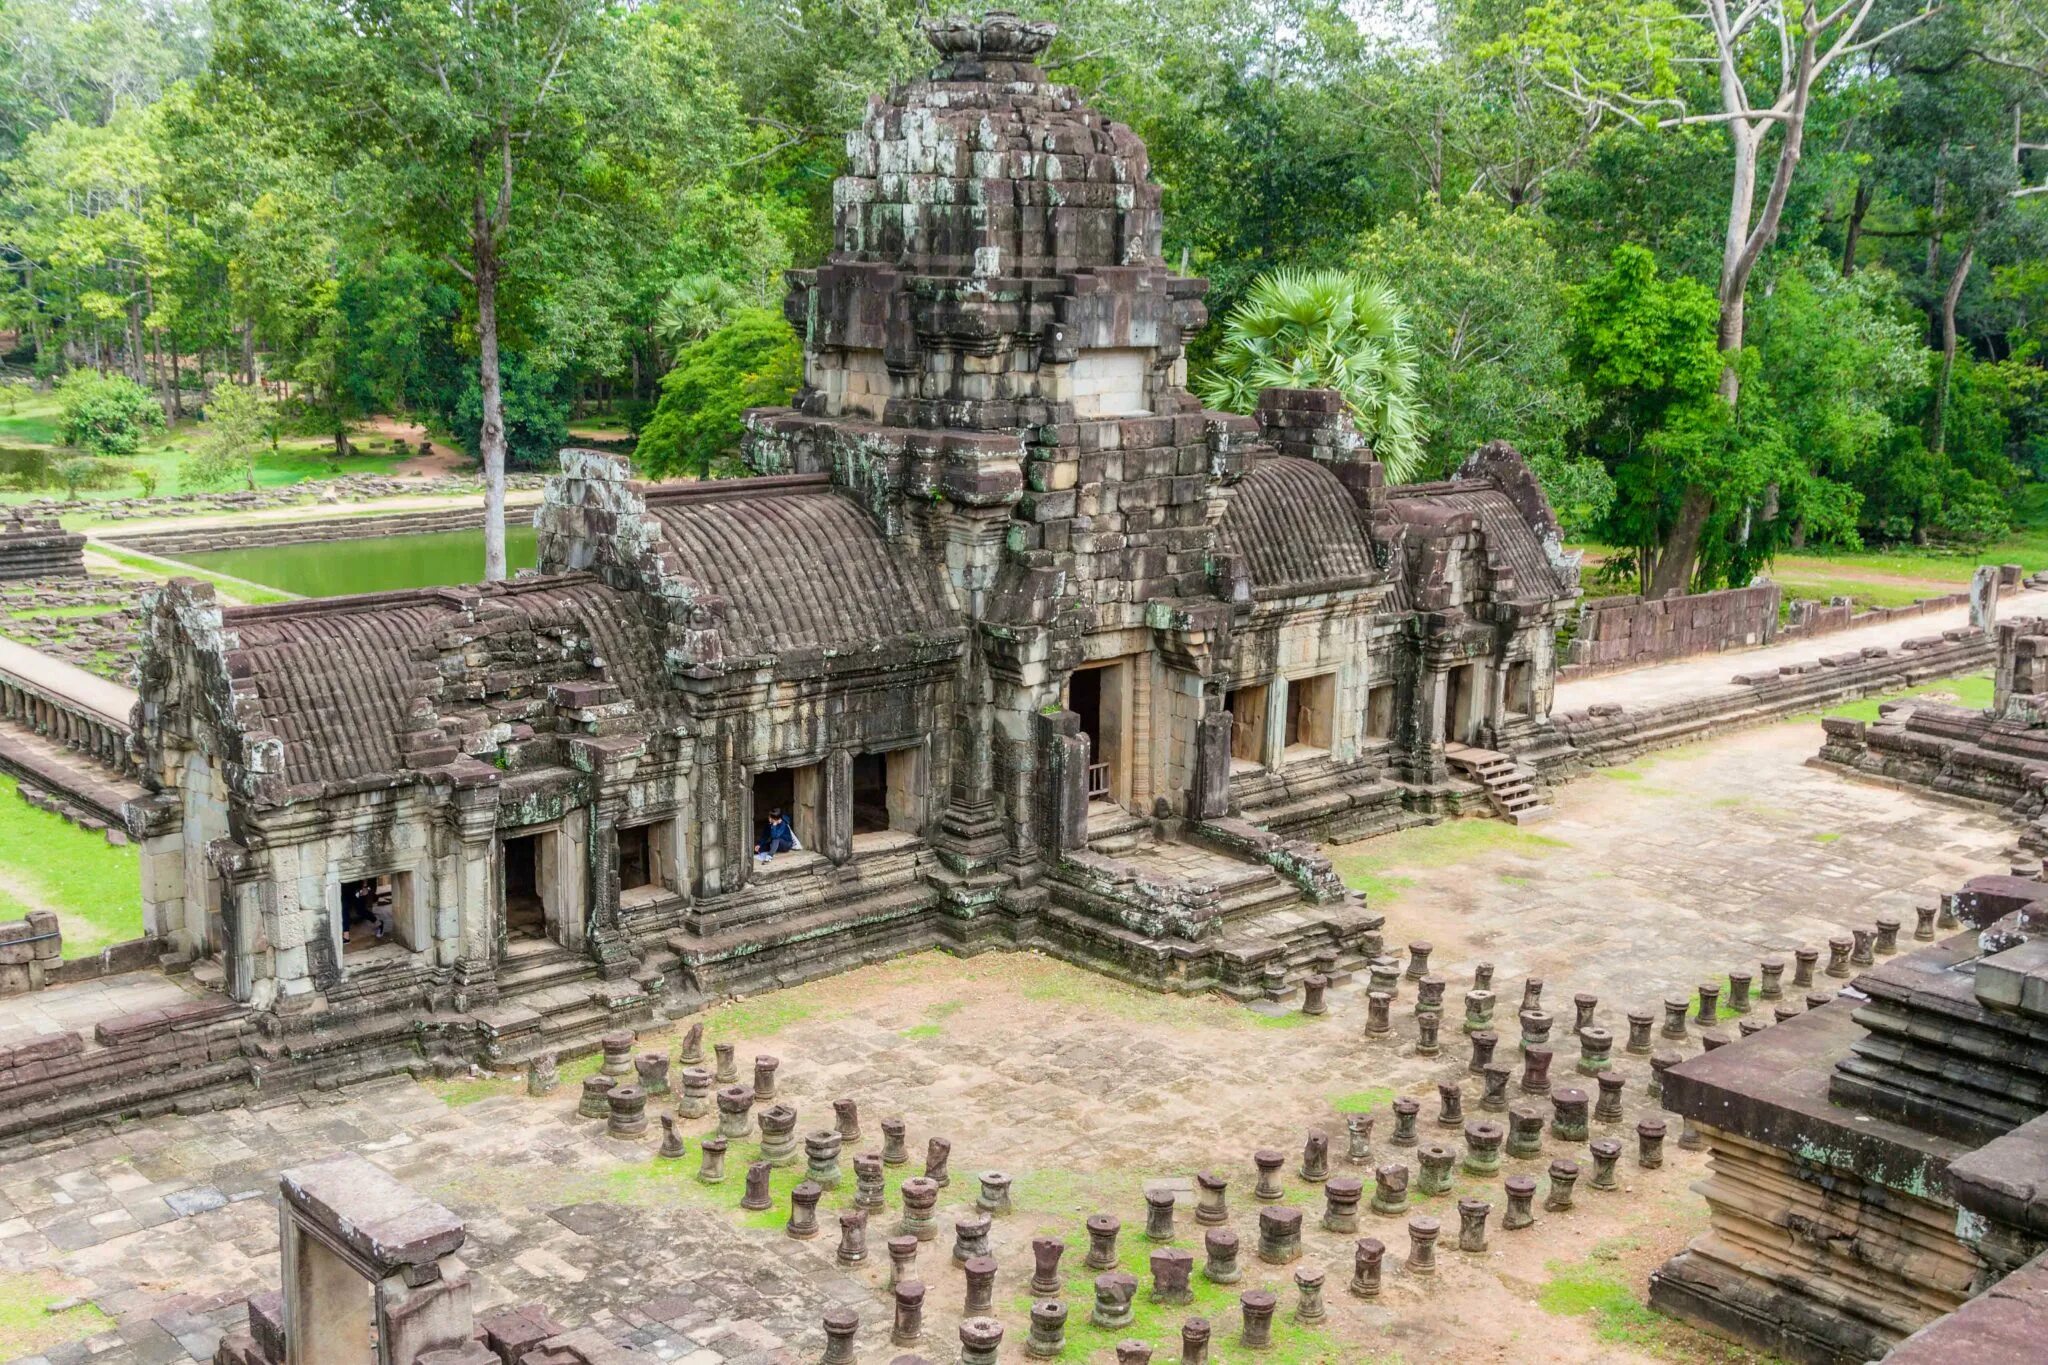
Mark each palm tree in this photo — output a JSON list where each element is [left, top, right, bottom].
[[1194, 267, 1426, 481]]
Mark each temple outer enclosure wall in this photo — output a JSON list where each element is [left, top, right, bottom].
[[1562, 566, 2018, 681], [1563, 583, 1784, 676]]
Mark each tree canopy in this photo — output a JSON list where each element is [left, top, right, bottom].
[[0, 0, 2040, 588]]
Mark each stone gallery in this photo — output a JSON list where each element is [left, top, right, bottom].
[[7, 11, 2048, 1365]]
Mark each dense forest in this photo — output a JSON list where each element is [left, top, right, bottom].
[[1, 0, 2043, 591]]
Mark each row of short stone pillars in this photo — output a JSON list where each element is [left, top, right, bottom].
[[1344, 922, 1934, 1067], [532, 934, 1936, 1364], [821, 1299, 1218, 1364]]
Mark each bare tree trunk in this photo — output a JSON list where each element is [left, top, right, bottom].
[[125, 295, 147, 385], [476, 238, 508, 582], [240, 322, 255, 385], [1929, 233, 1977, 456], [1647, 13, 1815, 599], [169, 346, 183, 419], [1841, 179, 1870, 277]]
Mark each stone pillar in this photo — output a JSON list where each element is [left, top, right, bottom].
[[1191, 710, 1232, 820], [1037, 709, 1089, 854], [1972, 563, 2000, 634], [277, 1155, 475, 1365]]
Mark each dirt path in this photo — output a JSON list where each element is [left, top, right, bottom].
[[351, 415, 472, 477]]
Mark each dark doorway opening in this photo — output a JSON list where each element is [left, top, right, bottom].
[[851, 752, 889, 835], [504, 834, 546, 940], [1443, 666, 1471, 743], [618, 824, 652, 891], [1069, 666, 1103, 757]]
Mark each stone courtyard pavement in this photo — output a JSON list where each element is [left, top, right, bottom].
[[0, 712, 2020, 1365]]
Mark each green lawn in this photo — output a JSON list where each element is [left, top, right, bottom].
[[0, 389, 412, 509], [0, 392, 63, 445], [1821, 671, 1995, 725], [1574, 533, 2048, 608], [0, 774, 142, 955]]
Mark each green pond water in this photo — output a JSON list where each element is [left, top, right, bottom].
[[175, 525, 540, 597]]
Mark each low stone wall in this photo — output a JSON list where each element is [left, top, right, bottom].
[[102, 504, 495, 557], [0, 514, 84, 581], [1562, 567, 2016, 680], [1532, 627, 1998, 774], [1563, 583, 1781, 676], [1780, 586, 1980, 640], [0, 993, 250, 1143], [0, 908, 60, 994]]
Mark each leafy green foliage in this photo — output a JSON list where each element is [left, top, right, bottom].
[[634, 310, 800, 479], [181, 381, 272, 490], [1357, 196, 1611, 528], [453, 354, 572, 475], [54, 371, 163, 456], [1196, 267, 1425, 479]]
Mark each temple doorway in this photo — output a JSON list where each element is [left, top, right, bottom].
[[1066, 661, 1130, 806], [1442, 664, 1476, 744], [502, 833, 549, 942]]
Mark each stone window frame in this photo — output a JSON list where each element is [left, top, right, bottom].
[[616, 812, 685, 906], [326, 864, 427, 973], [849, 740, 930, 854]]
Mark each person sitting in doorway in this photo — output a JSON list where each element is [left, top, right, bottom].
[[755, 808, 799, 862], [342, 880, 385, 945]]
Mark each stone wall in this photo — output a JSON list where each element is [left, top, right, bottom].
[[1564, 583, 1782, 676], [1536, 627, 1999, 774], [1562, 570, 2014, 680], [103, 504, 495, 558], [0, 908, 59, 994], [1814, 606, 2048, 839], [0, 512, 84, 580]]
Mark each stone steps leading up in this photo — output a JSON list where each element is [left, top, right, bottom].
[[1446, 743, 1553, 824]]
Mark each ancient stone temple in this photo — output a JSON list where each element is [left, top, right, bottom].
[[121, 12, 1575, 1077], [1656, 869, 2048, 1362]]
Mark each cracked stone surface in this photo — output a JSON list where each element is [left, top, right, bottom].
[[0, 715, 2018, 1364]]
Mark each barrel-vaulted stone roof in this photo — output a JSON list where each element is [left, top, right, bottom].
[[1219, 456, 1379, 600], [641, 485, 953, 659], [1385, 482, 1578, 606], [213, 575, 667, 792]]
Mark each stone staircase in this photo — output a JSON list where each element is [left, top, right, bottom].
[[1446, 743, 1552, 824]]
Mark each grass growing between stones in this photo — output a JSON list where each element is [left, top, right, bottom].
[[0, 774, 140, 955], [1330, 1088, 1395, 1114], [1689, 978, 1745, 1023], [1328, 821, 1565, 910], [1010, 1229, 1357, 1365], [705, 991, 820, 1039], [1011, 1166, 1150, 1215], [901, 997, 966, 1040], [424, 1071, 523, 1107], [1536, 1242, 1777, 1363], [1819, 670, 1995, 725], [0, 1272, 112, 1356]]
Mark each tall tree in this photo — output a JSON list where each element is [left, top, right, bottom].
[[1510, 0, 1939, 593], [217, 0, 741, 579]]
